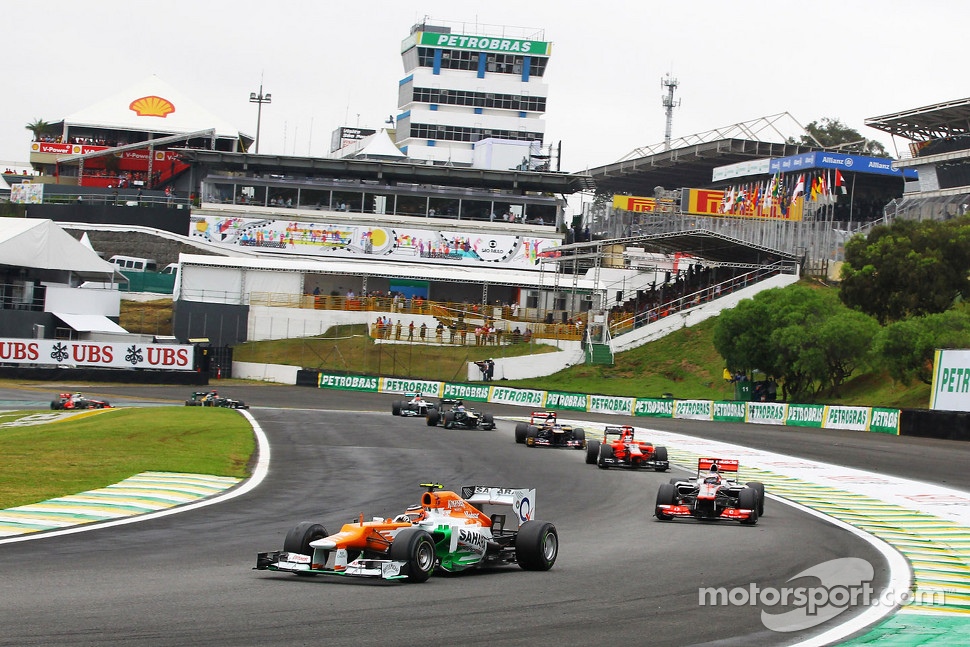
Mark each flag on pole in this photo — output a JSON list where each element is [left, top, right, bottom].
[[835, 169, 847, 194], [791, 174, 805, 204]]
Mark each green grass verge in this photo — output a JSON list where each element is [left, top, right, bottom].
[[0, 407, 254, 509]]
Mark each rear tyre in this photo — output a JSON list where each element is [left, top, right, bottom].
[[388, 528, 436, 583], [585, 439, 600, 464], [283, 521, 330, 572], [738, 488, 760, 525], [655, 483, 677, 521], [746, 482, 766, 516], [653, 446, 669, 471], [392, 402, 402, 416], [426, 410, 440, 426], [572, 427, 585, 448], [597, 443, 614, 469], [443, 411, 456, 429], [514, 422, 529, 443], [515, 521, 558, 571]]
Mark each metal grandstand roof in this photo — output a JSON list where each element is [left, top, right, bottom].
[[556, 229, 798, 270], [865, 97, 970, 141]]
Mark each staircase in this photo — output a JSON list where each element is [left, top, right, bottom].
[[585, 342, 614, 366]]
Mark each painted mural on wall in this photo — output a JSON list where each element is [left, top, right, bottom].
[[190, 215, 561, 270]]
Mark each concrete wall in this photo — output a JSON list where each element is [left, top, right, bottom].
[[232, 361, 301, 384]]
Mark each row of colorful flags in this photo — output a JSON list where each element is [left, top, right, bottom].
[[719, 169, 847, 215]]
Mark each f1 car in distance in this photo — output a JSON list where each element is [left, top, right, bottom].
[[426, 400, 495, 430], [514, 411, 586, 449], [585, 425, 668, 471], [255, 483, 558, 582], [391, 393, 437, 417], [184, 390, 249, 409], [50, 392, 112, 410], [655, 457, 765, 525]]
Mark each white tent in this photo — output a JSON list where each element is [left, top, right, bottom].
[[62, 75, 248, 141], [0, 218, 117, 277], [352, 129, 407, 160]]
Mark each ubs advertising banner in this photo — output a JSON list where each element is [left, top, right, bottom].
[[930, 349, 970, 412], [190, 215, 560, 270], [0, 338, 194, 370]]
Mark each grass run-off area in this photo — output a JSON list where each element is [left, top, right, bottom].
[[0, 407, 254, 510]]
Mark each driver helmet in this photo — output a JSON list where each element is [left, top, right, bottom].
[[544, 414, 556, 426], [709, 463, 719, 473]]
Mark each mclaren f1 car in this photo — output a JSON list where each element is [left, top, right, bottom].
[[655, 458, 765, 525]]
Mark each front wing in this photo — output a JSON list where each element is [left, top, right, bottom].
[[599, 456, 669, 469], [655, 504, 756, 522], [526, 436, 583, 449], [255, 550, 410, 581]]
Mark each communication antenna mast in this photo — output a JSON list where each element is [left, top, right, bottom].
[[661, 73, 681, 151]]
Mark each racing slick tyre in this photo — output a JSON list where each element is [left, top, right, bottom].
[[597, 443, 614, 469], [655, 483, 677, 521], [669, 477, 684, 485], [585, 440, 600, 464], [388, 528, 436, 583], [392, 402, 402, 416], [481, 413, 495, 430], [283, 522, 330, 574], [515, 521, 558, 571], [572, 427, 586, 449], [738, 488, 760, 525], [443, 411, 456, 429], [653, 446, 669, 471], [746, 481, 766, 516], [514, 422, 529, 443], [50, 401, 61, 410], [426, 410, 441, 426]]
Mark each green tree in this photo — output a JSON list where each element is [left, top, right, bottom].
[[875, 308, 970, 385], [791, 117, 888, 156], [25, 118, 53, 140], [840, 216, 970, 324]]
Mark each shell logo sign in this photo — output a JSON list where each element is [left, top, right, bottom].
[[129, 95, 175, 118]]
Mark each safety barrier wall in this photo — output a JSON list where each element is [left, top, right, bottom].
[[298, 369, 904, 435]]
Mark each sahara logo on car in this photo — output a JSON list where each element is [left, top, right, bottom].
[[458, 528, 488, 554]]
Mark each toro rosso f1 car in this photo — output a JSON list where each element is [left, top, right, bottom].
[[514, 411, 586, 449], [585, 425, 668, 471], [655, 458, 765, 525], [255, 483, 558, 583], [50, 392, 112, 410]]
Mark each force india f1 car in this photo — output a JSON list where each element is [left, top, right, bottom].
[[255, 483, 558, 583], [585, 425, 669, 471], [426, 400, 495, 430], [50, 392, 112, 410], [655, 458, 766, 525], [514, 411, 586, 449]]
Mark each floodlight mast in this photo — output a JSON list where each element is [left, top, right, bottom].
[[661, 73, 681, 151]]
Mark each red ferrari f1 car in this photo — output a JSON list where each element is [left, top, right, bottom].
[[655, 458, 765, 525]]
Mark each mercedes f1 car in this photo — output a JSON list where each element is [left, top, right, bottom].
[[426, 400, 495, 430], [391, 393, 437, 417], [514, 411, 586, 449], [655, 458, 765, 525], [184, 390, 249, 409], [255, 483, 558, 583], [50, 392, 112, 410], [585, 425, 668, 471]]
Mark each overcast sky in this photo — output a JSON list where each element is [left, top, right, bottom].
[[3, 0, 965, 173]]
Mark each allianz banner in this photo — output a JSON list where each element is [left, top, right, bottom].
[[317, 372, 379, 391], [712, 401, 746, 422], [544, 391, 589, 411], [380, 378, 442, 397], [785, 404, 825, 428], [634, 398, 674, 418], [588, 395, 634, 415], [674, 400, 713, 421], [442, 383, 490, 402], [489, 386, 545, 407], [823, 406, 869, 431]]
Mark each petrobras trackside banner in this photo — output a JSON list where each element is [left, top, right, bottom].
[[0, 338, 194, 371], [380, 377, 442, 397], [442, 383, 490, 402], [544, 391, 589, 411], [823, 406, 870, 431], [746, 402, 787, 425], [711, 401, 746, 422], [785, 404, 825, 428], [588, 394, 634, 416], [673, 400, 713, 421], [869, 408, 901, 435], [317, 372, 379, 391], [190, 215, 560, 271], [489, 386, 544, 407], [633, 398, 674, 418], [930, 349, 970, 412]]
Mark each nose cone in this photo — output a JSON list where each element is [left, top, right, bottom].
[[310, 538, 337, 550]]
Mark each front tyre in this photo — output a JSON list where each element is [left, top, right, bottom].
[[738, 488, 760, 525], [653, 446, 669, 471], [514, 422, 529, 444], [481, 413, 495, 429], [283, 521, 330, 572], [515, 521, 558, 571], [655, 483, 677, 521], [585, 440, 600, 464], [572, 427, 586, 448], [426, 410, 441, 426], [745, 482, 766, 517], [391, 402, 402, 416], [388, 528, 436, 583]]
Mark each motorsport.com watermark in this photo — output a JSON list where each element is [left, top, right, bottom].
[[698, 558, 947, 632]]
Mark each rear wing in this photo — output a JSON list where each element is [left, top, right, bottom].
[[461, 486, 536, 522], [529, 411, 557, 424], [697, 457, 740, 477]]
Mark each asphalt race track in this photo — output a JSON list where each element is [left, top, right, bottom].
[[1, 383, 965, 646]]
